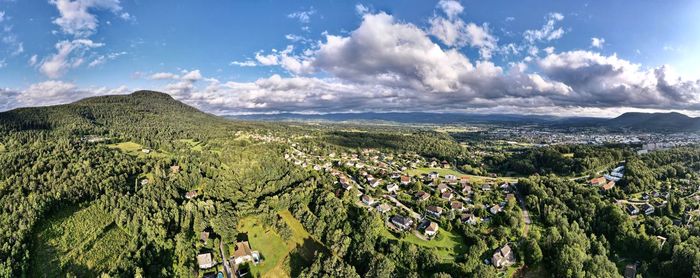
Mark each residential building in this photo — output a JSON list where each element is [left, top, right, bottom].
[[197, 253, 216, 269], [391, 215, 414, 230], [425, 222, 439, 237], [492, 244, 516, 268], [232, 241, 261, 265]]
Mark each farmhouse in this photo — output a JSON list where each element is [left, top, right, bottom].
[[451, 201, 464, 211], [441, 191, 453, 200], [400, 176, 411, 185], [590, 177, 606, 186]]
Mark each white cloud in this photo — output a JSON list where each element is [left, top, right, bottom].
[[254, 46, 313, 75], [49, 0, 123, 37], [287, 7, 316, 24], [40, 39, 104, 78], [524, 12, 566, 44], [230, 60, 257, 67], [28, 54, 38, 66], [149, 72, 179, 80], [180, 69, 202, 81], [437, 0, 463, 20], [0, 11, 5, 23], [590, 37, 605, 49], [428, 1, 497, 59], [88, 51, 126, 67], [355, 4, 369, 15]]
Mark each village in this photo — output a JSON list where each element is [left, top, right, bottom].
[[284, 143, 522, 272]]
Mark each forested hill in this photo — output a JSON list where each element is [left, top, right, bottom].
[[604, 112, 700, 132], [0, 90, 234, 143]]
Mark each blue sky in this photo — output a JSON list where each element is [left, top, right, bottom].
[[0, 0, 699, 116]]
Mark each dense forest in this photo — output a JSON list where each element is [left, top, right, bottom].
[[1, 91, 699, 277]]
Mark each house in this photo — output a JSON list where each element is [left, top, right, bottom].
[[490, 204, 502, 215], [481, 184, 492, 191], [444, 174, 457, 181], [425, 222, 439, 237], [361, 195, 375, 206], [427, 206, 443, 218], [232, 241, 261, 265], [624, 264, 637, 278], [451, 201, 464, 211], [400, 176, 411, 185], [441, 160, 450, 168], [462, 185, 472, 194], [185, 190, 198, 200], [197, 253, 216, 269], [366, 175, 375, 183], [491, 244, 516, 268], [140, 179, 149, 186], [441, 191, 453, 200], [601, 181, 615, 191], [641, 203, 655, 215], [170, 165, 181, 174], [437, 183, 450, 193], [200, 231, 210, 243], [427, 172, 439, 180], [460, 176, 470, 185], [387, 183, 400, 193], [415, 191, 430, 202], [626, 204, 639, 215], [141, 149, 151, 154], [370, 179, 382, 188], [590, 177, 607, 186], [340, 178, 353, 190], [499, 183, 511, 191], [460, 213, 478, 225], [376, 203, 392, 213], [391, 215, 414, 230]]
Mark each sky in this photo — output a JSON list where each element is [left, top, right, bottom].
[[0, 0, 699, 117]]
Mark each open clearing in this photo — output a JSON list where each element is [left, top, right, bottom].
[[107, 141, 169, 158], [29, 202, 132, 277], [235, 210, 324, 278], [381, 226, 468, 261]]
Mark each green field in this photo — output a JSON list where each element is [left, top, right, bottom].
[[382, 227, 468, 261], [0, 143, 5, 152], [29, 202, 133, 276], [235, 210, 323, 278], [406, 167, 518, 183], [107, 141, 169, 158]]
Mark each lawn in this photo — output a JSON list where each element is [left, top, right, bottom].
[[235, 210, 324, 278], [0, 143, 5, 152], [406, 167, 518, 183], [29, 202, 133, 277], [107, 141, 169, 158], [381, 227, 468, 261]]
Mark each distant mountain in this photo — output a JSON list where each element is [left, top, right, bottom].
[[604, 112, 700, 132], [227, 112, 605, 125]]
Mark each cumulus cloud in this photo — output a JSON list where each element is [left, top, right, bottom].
[[428, 1, 497, 59], [40, 39, 104, 78], [254, 45, 313, 75], [590, 37, 605, 49], [538, 50, 700, 109], [437, 0, 464, 20], [28, 54, 38, 66], [355, 4, 369, 15], [50, 0, 123, 37]]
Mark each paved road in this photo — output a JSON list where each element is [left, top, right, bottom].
[[514, 187, 532, 235], [219, 240, 232, 278], [384, 195, 421, 219]]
